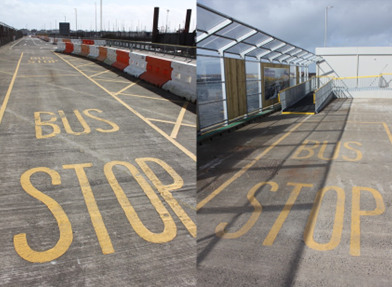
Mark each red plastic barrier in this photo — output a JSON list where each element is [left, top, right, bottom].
[[63, 39, 71, 43], [82, 39, 94, 45], [139, 56, 173, 87], [96, 47, 108, 61], [64, 42, 74, 54], [112, 50, 130, 71], [80, 44, 90, 56]]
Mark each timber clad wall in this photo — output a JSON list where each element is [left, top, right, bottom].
[[224, 58, 247, 121]]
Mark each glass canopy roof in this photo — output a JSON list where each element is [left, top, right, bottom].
[[197, 3, 323, 66]]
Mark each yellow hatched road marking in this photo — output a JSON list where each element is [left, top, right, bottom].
[[54, 52, 196, 162], [113, 80, 140, 96], [76, 62, 96, 68], [0, 70, 14, 76], [0, 52, 23, 127], [90, 69, 113, 78], [147, 118, 196, 127], [170, 101, 188, 139], [17, 74, 79, 78], [120, 93, 183, 103], [94, 78, 132, 84]]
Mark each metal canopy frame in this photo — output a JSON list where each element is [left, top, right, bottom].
[[197, 3, 322, 66]]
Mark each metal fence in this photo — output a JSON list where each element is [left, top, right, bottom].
[[279, 77, 317, 111], [334, 74, 392, 92], [0, 21, 23, 47], [315, 79, 334, 113], [105, 39, 196, 59]]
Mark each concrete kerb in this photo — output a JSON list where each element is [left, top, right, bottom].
[[197, 105, 281, 144]]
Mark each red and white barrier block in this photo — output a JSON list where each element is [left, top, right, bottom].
[[124, 52, 147, 78], [162, 61, 196, 103]]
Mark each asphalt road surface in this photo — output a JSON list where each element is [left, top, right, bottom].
[[198, 99, 392, 286], [0, 37, 196, 286]]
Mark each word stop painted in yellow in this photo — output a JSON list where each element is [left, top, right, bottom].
[[14, 158, 195, 263]]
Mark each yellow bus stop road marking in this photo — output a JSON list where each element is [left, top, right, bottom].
[[0, 52, 23, 127], [197, 115, 311, 210], [54, 52, 196, 162]]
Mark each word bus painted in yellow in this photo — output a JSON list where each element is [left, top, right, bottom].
[[34, 109, 119, 139], [292, 140, 363, 161]]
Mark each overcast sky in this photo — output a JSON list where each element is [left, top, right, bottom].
[[198, 0, 392, 54], [0, 0, 196, 32]]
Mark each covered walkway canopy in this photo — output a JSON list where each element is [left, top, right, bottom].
[[197, 4, 323, 65], [196, 4, 324, 134]]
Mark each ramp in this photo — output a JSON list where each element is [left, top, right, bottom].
[[279, 77, 334, 114], [282, 91, 315, 114]]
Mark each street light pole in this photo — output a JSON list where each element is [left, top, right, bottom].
[[74, 8, 77, 32], [324, 6, 333, 47], [165, 10, 169, 33], [95, 2, 97, 32]]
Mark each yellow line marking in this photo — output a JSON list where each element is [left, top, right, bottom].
[[0, 70, 14, 76], [0, 58, 16, 63], [17, 74, 79, 78], [113, 80, 140, 96], [197, 116, 310, 210], [119, 93, 183, 103], [382, 122, 392, 146], [54, 52, 196, 162], [76, 62, 96, 68], [94, 78, 132, 84], [147, 118, 196, 127], [170, 101, 188, 139], [90, 69, 113, 78], [282, 112, 315, 115], [0, 52, 23, 127]]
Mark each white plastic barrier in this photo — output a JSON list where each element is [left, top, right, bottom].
[[87, 45, 99, 59], [94, 40, 106, 46], [56, 42, 66, 52], [162, 61, 196, 102], [72, 44, 82, 55], [103, 47, 117, 66], [124, 52, 147, 78], [71, 39, 82, 44]]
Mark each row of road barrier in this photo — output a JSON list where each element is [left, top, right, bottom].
[[53, 38, 196, 102]]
